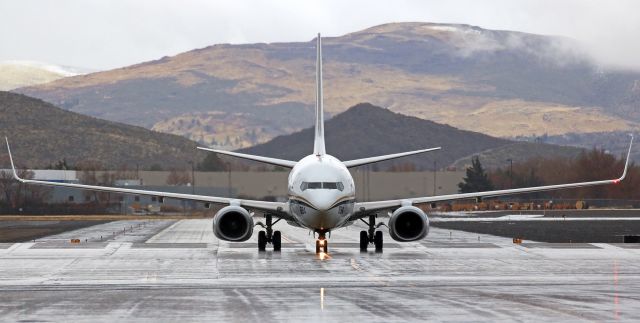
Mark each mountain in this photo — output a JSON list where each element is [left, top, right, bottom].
[[238, 103, 582, 170], [0, 61, 87, 91], [15, 22, 640, 150], [0, 91, 216, 169], [451, 141, 583, 169], [532, 131, 640, 162]]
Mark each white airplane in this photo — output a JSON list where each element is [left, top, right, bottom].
[[5, 34, 634, 254]]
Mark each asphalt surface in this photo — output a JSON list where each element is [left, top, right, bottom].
[[0, 220, 110, 242], [1, 217, 640, 321], [432, 209, 640, 243]]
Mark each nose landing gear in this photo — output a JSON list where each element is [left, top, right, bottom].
[[315, 231, 329, 254], [360, 214, 385, 252], [256, 214, 281, 252]]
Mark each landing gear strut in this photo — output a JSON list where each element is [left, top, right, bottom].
[[315, 231, 328, 254], [360, 214, 384, 252], [257, 214, 281, 252]]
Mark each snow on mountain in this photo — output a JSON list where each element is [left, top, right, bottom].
[[0, 61, 93, 90]]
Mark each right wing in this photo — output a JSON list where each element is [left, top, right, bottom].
[[6, 138, 289, 216], [342, 147, 441, 168], [197, 147, 297, 168], [353, 135, 634, 216]]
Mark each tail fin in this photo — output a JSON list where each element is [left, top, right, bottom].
[[313, 33, 326, 156]]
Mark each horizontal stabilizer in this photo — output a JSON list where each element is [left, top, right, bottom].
[[197, 147, 297, 168], [342, 147, 441, 168]]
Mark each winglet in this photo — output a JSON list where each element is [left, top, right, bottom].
[[617, 134, 634, 182], [4, 137, 22, 182]]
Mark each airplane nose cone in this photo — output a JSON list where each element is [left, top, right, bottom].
[[306, 191, 336, 211]]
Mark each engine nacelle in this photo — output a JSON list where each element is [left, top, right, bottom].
[[212, 206, 254, 242], [388, 206, 429, 242]]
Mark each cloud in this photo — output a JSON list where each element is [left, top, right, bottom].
[[0, 0, 638, 70]]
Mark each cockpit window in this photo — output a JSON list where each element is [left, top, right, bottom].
[[300, 182, 344, 191], [322, 182, 338, 189], [308, 182, 322, 189]]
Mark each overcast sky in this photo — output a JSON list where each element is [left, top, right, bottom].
[[1, 0, 638, 70]]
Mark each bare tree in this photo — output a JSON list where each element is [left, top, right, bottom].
[[167, 168, 190, 186], [0, 168, 50, 211], [76, 159, 106, 205]]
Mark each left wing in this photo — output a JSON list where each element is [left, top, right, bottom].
[[354, 135, 634, 215], [5, 138, 289, 216]]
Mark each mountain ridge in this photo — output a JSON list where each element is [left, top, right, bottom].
[[15, 22, 640, 150], [239, 103, 583, 169]]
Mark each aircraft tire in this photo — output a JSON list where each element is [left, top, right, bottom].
[[359, 231, 368, 252], [374, 231, 383, 252], [258, 231, 267, 251], [273, 231, 281, 251]]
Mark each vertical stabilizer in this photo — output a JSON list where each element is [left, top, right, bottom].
[[313, 33, 326, 156]]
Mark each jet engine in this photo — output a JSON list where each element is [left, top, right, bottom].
[[388, 206, 429, 242], [212, 206, 254, 242]]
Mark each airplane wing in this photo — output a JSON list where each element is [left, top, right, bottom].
[[342, 147, 441, 168], [5, 138, 290, 217], [353, 135, 634, 216]]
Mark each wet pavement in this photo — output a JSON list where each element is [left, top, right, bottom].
[[1, 219, 640, 321]]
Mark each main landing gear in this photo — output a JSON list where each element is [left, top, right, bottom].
[[257, 214, 281, 252], [360, 214, 385, 252]]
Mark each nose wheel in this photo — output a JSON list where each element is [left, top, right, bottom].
[[257, 214, 281, 252], [315, 231, 329, 254], [315, 239, 328, 254], [360, 214, 384, 252]]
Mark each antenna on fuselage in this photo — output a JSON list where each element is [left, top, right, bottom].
[[313, 33, 326, 157]]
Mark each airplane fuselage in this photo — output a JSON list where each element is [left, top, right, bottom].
[[287, 154, 356, 232]]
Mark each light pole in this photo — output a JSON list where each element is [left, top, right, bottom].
[[433, 160, 437, 195], [423, 170, 427, 196], [506, 158, 513, 189], [226, 162, 232, 198], [187, 161, 195, 194], [367, 164, 370, 201]]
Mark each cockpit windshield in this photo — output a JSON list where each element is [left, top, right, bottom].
[[300, 182, 344, 191]]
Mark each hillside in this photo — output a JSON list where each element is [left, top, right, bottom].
[[0, 61, 83, 91], [238, 103, 582, 170], [16, 22, 640, 150], [0, 91, 216, 169], [537, 131, 640, 162], [452, 141, 584, 169]]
